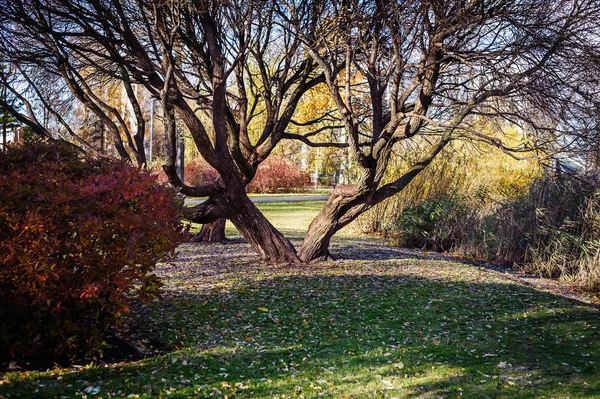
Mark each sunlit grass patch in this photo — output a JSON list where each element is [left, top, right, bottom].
[[187, 200, 328, 239], [189, 200, 360, 239], [244, 201, 328, 239]]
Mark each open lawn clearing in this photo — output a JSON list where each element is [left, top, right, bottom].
[[188, 200, 328, 239], [190, 200, 338, 239], [217, 200, 357, 239], [1, 239, 599, 399]]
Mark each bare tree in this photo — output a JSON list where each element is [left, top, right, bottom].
[[0, 0, 329, 261], [1, 0, 598, 263], [0, 21, 150, 164], [278, 0, 600, 261]]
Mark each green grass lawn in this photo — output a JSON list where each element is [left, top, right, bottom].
[[227, 201, 323, 238], [189, 199, 356, 239], [195, 200, 351, 240], [224, 200, 357, 239], [2, 203, 599, 398]]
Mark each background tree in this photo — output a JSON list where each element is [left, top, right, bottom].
[[0, 47, 149, 164], [0, 68, 20, 149]]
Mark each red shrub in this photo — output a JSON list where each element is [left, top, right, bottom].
[[0, 141, 189, 363], [151, 155, 307, 194], [150, 164, 170, 184], [248, 156, 310, 194], [184, 157, 219, 186], [150, 157, 218, 187]]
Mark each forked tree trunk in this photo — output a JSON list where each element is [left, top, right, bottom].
[[191, 218, 227, 242], [298, 189, 369, 262], [299, 159, 435, 262], [228, 195, 301, 263]]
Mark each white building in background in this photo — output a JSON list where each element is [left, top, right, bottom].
[[1, 126, 23, 149]]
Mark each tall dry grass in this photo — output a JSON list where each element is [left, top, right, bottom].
[[373, 174, 600, 292], [521, 182, 600, 291], [355, 130, 540, 235], [355, 126, 600, 292]]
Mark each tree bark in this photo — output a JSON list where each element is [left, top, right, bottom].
[[182, 192, 300, 262], [191, 218, 227, 243], [228, 195, 301, 263], [298, 159, 434, 262], [297, 215, 336, 262], [298, 189, 364, 262]]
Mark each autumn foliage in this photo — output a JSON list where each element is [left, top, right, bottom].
[[156, 155, 310, 194], [183, 157, 219, 187], [0, 141, 189, 363], [247, 156, 310, 194]]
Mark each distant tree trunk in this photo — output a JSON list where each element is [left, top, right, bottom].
[[182, 190, 300, 262], [191, 218, 227, 242], [2, 83, 7, 150]]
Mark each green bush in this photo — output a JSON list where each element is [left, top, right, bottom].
[[0, 141, 189, 364], [394, 196, 466, 251]]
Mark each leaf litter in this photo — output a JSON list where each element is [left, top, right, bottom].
[[1, 238, 599, 398]]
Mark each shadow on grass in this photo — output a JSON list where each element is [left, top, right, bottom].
[[328, 241, 419, 261], [2, 273, 599, 398]]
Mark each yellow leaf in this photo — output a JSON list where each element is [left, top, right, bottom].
[[257, 307, 269, 312]]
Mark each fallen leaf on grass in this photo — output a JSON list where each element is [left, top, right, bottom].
[[83, 386, 101, 395]]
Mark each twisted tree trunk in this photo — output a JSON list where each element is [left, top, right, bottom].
[[299, 157, 437, 262], [298, 188, 369, 262], [228, 195, 300, 263]]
